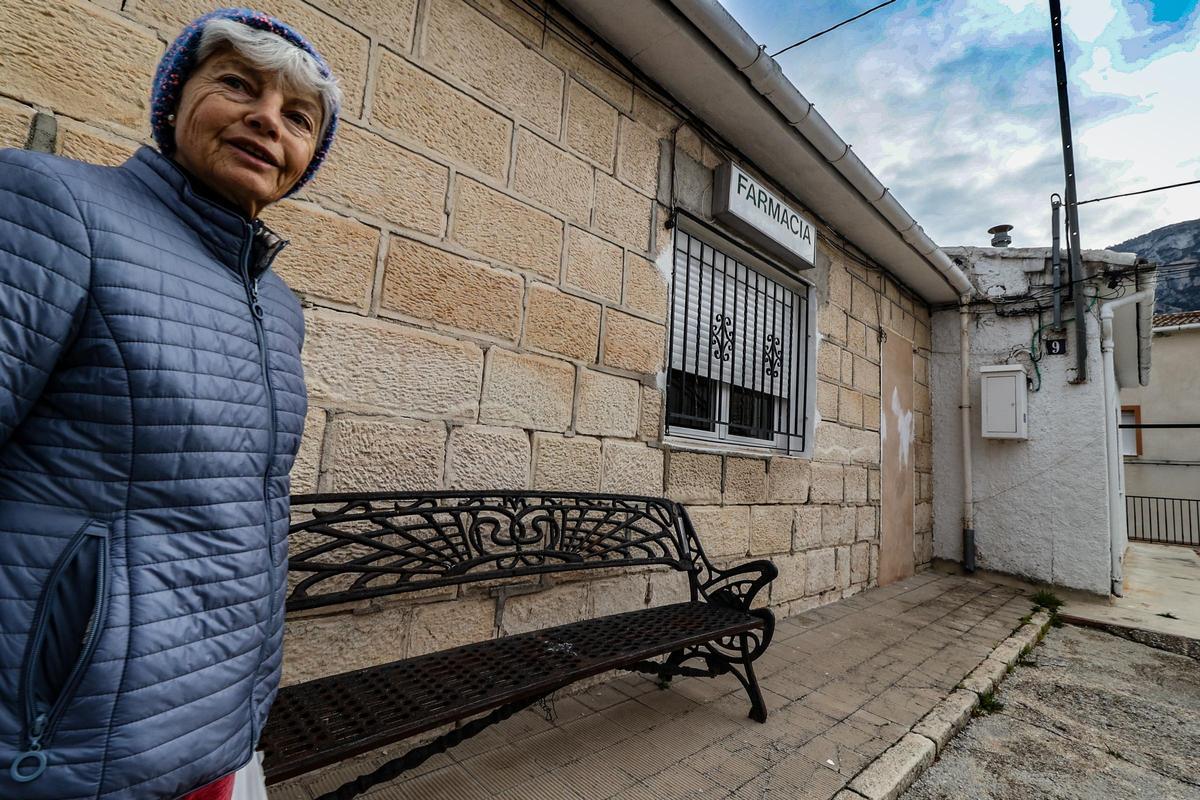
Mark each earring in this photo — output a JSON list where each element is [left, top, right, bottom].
[[167, 113, 176, 124]]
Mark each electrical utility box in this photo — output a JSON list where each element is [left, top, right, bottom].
[[980, 365, 1028, 440]]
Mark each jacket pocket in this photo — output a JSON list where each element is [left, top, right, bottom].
[[10, 518, 111, 784]]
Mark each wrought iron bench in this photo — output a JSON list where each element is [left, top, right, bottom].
[[261, 491, 778, 799]]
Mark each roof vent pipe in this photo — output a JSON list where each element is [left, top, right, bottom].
[[988, 224, 1013, 247]]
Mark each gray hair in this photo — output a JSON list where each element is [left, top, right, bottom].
[[196, 18, 342, 140]]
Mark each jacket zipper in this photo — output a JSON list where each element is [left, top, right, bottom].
[[241, 222, 279, 748], [12, 521, 110, 783]]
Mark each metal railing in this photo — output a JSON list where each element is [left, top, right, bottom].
[[1126, 495, 1200, 546]]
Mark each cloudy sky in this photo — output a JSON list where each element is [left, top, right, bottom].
[[716, 0, 1199, 249]]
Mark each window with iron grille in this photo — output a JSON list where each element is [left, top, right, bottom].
[[666, 225, 814, 455]]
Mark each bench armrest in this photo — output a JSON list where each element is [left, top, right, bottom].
[[697, 559, 777, 613]]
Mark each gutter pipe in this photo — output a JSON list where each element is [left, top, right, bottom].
[[1099, 289, 1154, 596], [667, 0, 973, 297], [1152, 323, 1200, 334], [959, 296, 975, 571]]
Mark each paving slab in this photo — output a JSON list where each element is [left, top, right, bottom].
[[1060, 542, 1200, 658], [270, 572, 1032, 800]]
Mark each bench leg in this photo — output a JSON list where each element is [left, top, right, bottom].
[[735, 635, 768, 723], [656, 649, 688, 688]]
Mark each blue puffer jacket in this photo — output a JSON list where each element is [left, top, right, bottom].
[[0, 145, 307, 798]]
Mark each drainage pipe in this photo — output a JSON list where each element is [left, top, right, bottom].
[[1099, 289, 1154, 596], [960, 295, 975, 572], [1152, 322, 1200, 334]]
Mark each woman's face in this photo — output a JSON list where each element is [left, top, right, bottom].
[[171, 47, 322, 218]]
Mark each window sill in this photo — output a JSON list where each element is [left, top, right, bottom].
[[662, 434, 810, 461]]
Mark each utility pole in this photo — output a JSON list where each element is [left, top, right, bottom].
[[1049, 0, 1088, 382]]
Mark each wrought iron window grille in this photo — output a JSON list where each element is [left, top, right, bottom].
[[666, 226, 813, 454]]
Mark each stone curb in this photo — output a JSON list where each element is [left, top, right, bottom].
[[838, 608, 1056, 800]]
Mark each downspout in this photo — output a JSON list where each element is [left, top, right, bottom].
[[1099, 289, 1154, 596], [666, 0, 972, 296], [959, 296, 975, 571]]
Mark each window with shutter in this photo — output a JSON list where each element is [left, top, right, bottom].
[[666, 226, 814, 455]]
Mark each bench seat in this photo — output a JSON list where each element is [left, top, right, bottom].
[[262, 601, 763, 783]]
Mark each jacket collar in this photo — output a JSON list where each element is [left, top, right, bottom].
[[124, 146, 285, 280]]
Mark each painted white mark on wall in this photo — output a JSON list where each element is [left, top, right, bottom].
[[890, 386, 914, 469]]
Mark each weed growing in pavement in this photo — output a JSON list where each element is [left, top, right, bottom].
[[1031, 589, 1064, 613], [975, 690, 1005, 715]]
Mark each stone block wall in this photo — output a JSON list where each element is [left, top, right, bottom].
[[1, 0, 934, 685]]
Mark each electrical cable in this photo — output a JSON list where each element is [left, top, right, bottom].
[[1076, 178, 1200, 206], [770, 0, 898, 57]]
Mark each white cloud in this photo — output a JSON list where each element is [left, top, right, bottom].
[[718, 0, 1200, 249]]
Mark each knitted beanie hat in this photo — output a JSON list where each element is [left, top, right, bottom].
[[150, 7, 340, 196]]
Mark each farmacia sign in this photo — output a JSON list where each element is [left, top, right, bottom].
[[713, 162, 815, 269]]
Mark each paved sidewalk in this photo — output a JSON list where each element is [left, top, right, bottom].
[[272, 571, 1031, 800], [1061, 542, 1200, 656]]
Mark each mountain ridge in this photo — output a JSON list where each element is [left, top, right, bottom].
[[1108, 218, 1200, 313]]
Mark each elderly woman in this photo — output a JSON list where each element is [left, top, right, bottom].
[[0, 9, 340, 799]]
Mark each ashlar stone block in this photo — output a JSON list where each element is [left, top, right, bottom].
[[686, 505, 749, 558], [639, 386, 663, 442], [750, 504, 794, 556], [603, 310, 665, 374], [594, 172, 651, 252], [724, 457, 767, 504], [373, 50, 511, 181], [55, 120, 139, 166], [453, 176, 564, 280], [822, 505, 856, 546], [805, 548, 837, 595], [665, 450, 721, 504], [810, 462, 844, 504], [525, 284, 601, 362], [576, 369, 640, 437], [851, 542, 870, 584], [566, 227, 623, 303], [794, 505, 822, 550], [325, 416, 445, 492], [303, 310, 482, 420], [303, 123, 447, 235], [856, 506, 878, 541], [768, 457, 811, 503], [382, 236, 523, 341], [844, 466, 868, 504], [501, 582, 589, 635], [772, 552, 807, 603], [513, 130, 594, 224], [623, 253, 668, 322], [424, 0, 564, 136], [617, 116, 660, 196], [600, 440, 664, 496], [4, 0, 162, 131], [448, 425, 530, 490], [408, 597, 497, 658], [0, 97, 33, 148], [531, 433, 601, 492], [262, 200, 379, 311], [480, 348, 574, 432], [291, 406, 326, 495], [589, 574, 650, 618], [567, 81, 617, 168]]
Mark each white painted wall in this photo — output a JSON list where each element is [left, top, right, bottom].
[[932, 248, 1123, 595]]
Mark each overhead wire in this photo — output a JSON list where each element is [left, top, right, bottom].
[[1076, 178, 1200, 206], [770, 0, 898, 57]]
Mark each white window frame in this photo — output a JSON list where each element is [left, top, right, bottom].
[[665, 215, 817, 458]]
